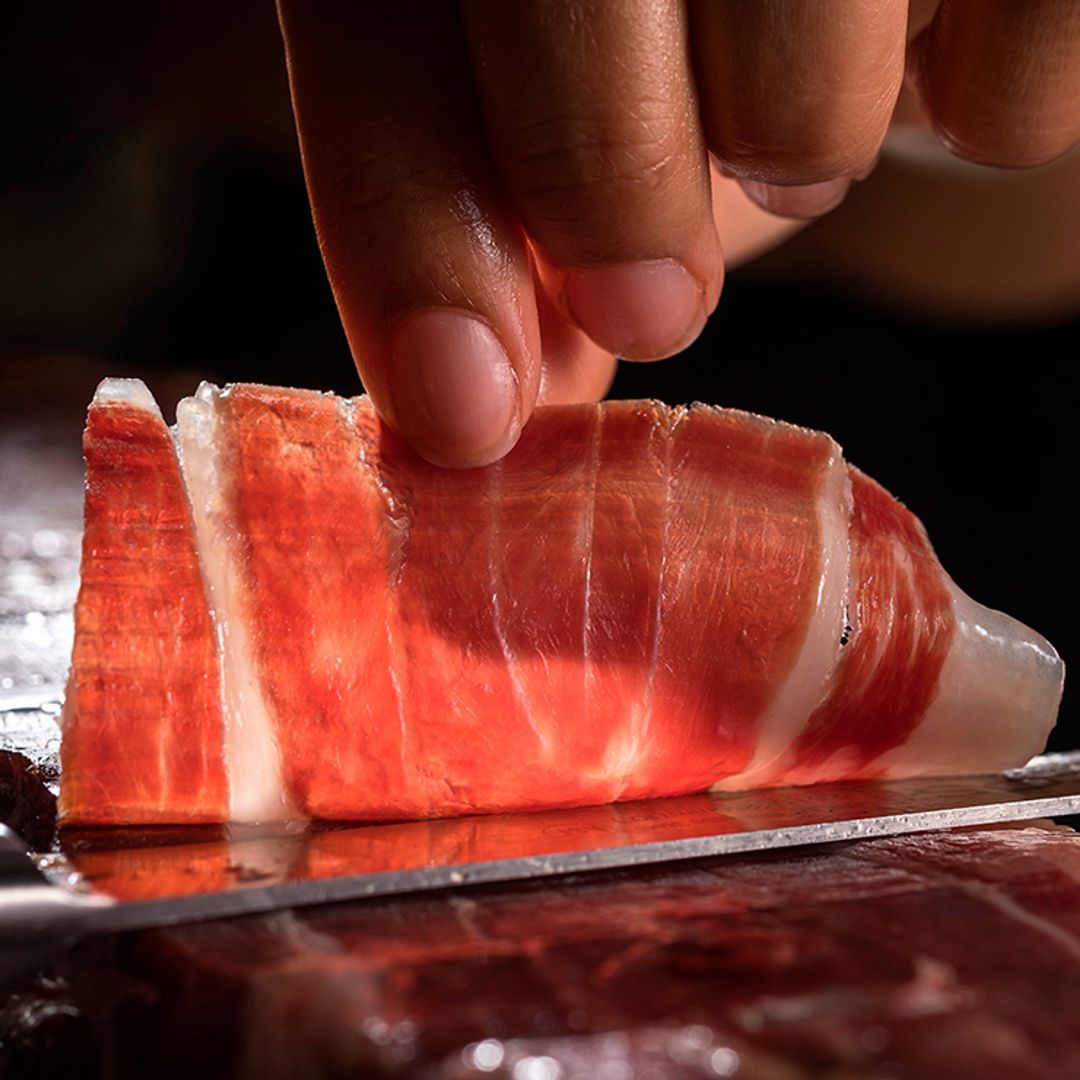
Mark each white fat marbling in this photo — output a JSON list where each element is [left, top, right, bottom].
[[175, 383, 296, 822], [714, 435, 852, 791], [876, 579, 1064, 778], [92, 377, 163, 419]]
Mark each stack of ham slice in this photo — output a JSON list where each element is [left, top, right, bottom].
[[59, 380, 1063, 825]]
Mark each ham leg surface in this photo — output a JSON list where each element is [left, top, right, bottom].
[[59, 380, 1063, 824]]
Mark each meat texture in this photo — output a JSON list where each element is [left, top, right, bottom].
[[59, 380, 1063, 824]]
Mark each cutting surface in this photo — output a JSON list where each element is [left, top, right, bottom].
[[38, 753, 1080, 927], [7, 824, 1080, 1080]]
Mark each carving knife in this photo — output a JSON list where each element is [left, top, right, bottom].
[[1, 749, 1079, 985]]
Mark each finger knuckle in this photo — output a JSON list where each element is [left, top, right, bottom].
[[318, 135, 476, 240], [715, 145, 859, 186], [932, 118, 1070, 170], [707, 90, 893, 184], [502, 110, 690, 227]]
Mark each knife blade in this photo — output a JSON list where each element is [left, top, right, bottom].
[[2, 751, 1079, 985]]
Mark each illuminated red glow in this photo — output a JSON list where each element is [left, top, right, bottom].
[[61, 388, 963, 824], [786, 470, 956, 782], [61, 404, 227, 825]]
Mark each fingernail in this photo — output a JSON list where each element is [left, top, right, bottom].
[[740, 178, 852, 220], [563, 259, 707, 361], [389, 308, 520, 468]]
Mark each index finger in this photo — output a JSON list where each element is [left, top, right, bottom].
[[278, 0, 541, 468]]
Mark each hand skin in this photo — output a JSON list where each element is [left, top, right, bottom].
[[276, 1, 1080, 468]]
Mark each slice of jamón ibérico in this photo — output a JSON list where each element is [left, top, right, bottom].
[[59, 380, 1063, 824]]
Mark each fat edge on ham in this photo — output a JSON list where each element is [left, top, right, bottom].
[[58, 379, 1064, 825]]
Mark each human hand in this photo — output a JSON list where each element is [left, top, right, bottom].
[[277, 1, 1080, 467]]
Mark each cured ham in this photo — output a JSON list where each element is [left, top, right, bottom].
[[59, 379, 1063, 825]]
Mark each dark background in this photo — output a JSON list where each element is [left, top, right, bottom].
[[2, 3, 1076, 751]]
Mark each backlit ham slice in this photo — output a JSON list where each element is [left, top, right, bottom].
[[59, 380, 1063, 824], [61, 382, 227, 824]]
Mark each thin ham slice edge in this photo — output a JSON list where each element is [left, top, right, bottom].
[[58, 379, 1064, 825]]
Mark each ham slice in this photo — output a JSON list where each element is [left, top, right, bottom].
[[59, 379, 1064, 824]]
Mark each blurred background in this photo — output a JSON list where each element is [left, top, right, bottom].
[[2, 2, 1077, 748]]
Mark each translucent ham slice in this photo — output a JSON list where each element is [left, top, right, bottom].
[[60, 380, 227, 824], [59, 380, 1063, 824]]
